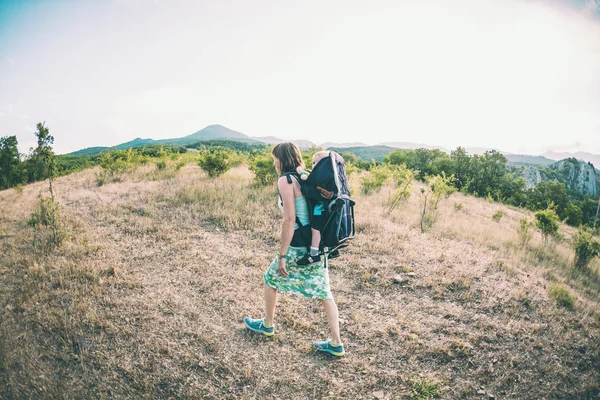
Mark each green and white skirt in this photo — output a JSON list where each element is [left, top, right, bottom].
[[263, 246, 333, 300]]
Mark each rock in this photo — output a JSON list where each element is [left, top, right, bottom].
[[373, 391, 384, 399], [407, 272, 416, 278], [393, 275, 409, 284], [489, 395, 495, 400], [477, 389, 486, 395]]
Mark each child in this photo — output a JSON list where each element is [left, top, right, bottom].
[[297, 151, 330, 265]]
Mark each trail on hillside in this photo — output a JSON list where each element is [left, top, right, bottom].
[[0, 165, 599, 399]]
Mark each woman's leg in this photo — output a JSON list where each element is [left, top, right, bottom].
[[264, 283, 278, 327], [322, 299, 342, 345]]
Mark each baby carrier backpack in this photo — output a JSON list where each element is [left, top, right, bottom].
[[282, 151, 356, 258]]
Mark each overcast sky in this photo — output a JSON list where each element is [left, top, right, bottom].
[[1, 0, 599, 155]]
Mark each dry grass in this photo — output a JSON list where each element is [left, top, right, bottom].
[[0, 165, 599, 399]]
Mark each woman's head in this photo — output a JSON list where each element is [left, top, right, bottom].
[[271, 142, 305, 175]]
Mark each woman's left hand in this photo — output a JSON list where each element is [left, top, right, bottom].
[[277, 258, 289, 277]]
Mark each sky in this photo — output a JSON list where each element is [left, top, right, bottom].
[[1, 0, 599, 155]]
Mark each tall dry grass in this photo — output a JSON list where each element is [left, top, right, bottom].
[[0, 163, 598, 399]]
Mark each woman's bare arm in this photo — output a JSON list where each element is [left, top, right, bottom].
[[278, 176, 296, 259]]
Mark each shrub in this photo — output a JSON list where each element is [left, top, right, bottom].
[[454, 202, 464, 211], [419, 173, 456, 232], [517, 217, 532, 247], [547, 283, 574, 309], [411, 378, 443, 399], [360, 164, 391, 195], [492, 210, 504, 222], [175, 161, 186, 171], [28, 192, 66, 251], [198, 149, 231, 178], [573, 227, 600, 270], [156, 160, 166, 170], [535, 208, 559, 243], [249, 153, 278, 186], [386, 164, 414, 215]]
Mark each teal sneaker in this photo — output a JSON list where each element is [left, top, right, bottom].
[[313, 340, 345, 356], [244, 317, 274, 337]]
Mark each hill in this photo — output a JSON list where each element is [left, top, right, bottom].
[[327, 145, 397, 162], [520, 158, 600, 197], [0, 162, 598, 399], [251, 136, 316, 149], [504, 154, 555, 167]]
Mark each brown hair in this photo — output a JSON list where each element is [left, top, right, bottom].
[[271, 142, 305, 174]]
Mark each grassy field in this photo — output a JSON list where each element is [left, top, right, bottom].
[[0, 162, 599, 399]]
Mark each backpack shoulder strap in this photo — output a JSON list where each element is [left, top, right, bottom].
[[278, 172, 305, 227]]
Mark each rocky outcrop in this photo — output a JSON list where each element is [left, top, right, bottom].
[[521, 158, 600, 197], [523, 166, 542, 188]]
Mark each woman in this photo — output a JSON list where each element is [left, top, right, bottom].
[[244, 142, 344, 357]]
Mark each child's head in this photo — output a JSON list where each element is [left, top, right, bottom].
[[312, 151, 330, 168]]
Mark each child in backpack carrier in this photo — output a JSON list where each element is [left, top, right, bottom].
[[297, 151, 337, 266]]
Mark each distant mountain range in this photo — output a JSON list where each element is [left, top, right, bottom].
[[67, 124, 600, 171]]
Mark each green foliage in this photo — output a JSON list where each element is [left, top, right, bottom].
[[454, 202, 464, 211], [175, 161, 186, 171], [573, 227, 600, 270], [360, 164, 391, 195], [410, 378, 443, 399], [386, 164, 414, 215], [465, 151, 508, 198], [156, 160, 166, 170], [385, 148, 449, 180], [198, 149, 232, 178], [517, 218, 533, 247], [328, 145, 395, 162], [547, 283, 575, 310], [492, 210, 504, 222], [249, 152, 279, 186], [563, 203, 583, 227], [534, 207, 560, 243], [419, 174, 456, 233], [186, 139, 267, 153]]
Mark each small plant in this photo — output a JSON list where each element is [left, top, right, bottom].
[[14, 184, 24, 194], [175, 161, 186, 171], [517, 217, 532, 247], [360, 163, 391, 195], [486, 193, 494, 204], [386, 164, 414, 215], [454, 202, 464, 211], [534, 207, 559, 244], [419, 173, 456, 233], [492, 210, 504, 222], [411, 378, 443, 399], [249, 152, 278, 186], [156, 160, 167, 170], [28, 191, 66, 250], [198, 149, 231, 178], [547, 283, 574, 310], [573, 227, 600, 270]]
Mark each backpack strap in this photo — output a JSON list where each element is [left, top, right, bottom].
[[278, 172, 304, 227]]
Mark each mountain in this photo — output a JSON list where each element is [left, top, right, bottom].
[[543, 151, 600, 169], [69, 125, 262, 156], [320, 142, 369, 149], [252, 136, 316, 149], [378, 142, 448, 152]]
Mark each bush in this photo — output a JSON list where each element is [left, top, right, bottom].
[[360, 164, 391, 195], [573, 227, 600, 270], [249, 153, 278, 186], [535, 208, 560, 243], [517, 217, 532, 247], [198, 149, 231, 178], [419, 173, 456, 233], [492, 210, 504, 222], [454, 202, 464, 212], [386, 164, 414, 215], [156, 160, 166, 170], [28, 192, 66, 251], [547, 283, 574, 309]]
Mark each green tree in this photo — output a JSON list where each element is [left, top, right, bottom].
[[449, 147, 471, 190], [419, 173, 456, 232], [0, 135, 23, 189], [465, 150, 507, 197], [526, 181, 570, 219]]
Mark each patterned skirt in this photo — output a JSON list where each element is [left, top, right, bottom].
[[263, 246, 333, 301]]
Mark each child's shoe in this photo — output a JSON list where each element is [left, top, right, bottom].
[[244, 317, 274, 336], [297, 253, 321, 265], [328, 249, 340, 259], [313, 340, 345, 356]]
